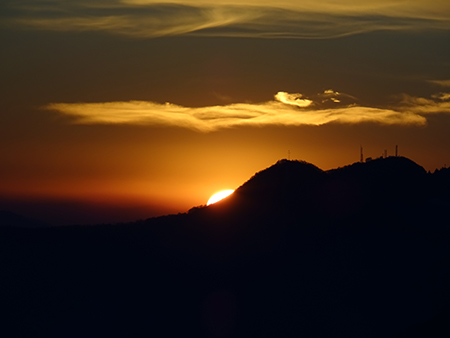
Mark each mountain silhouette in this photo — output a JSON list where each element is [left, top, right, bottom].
[[1, 157, 449, 337], [191, 156, 436, 229]]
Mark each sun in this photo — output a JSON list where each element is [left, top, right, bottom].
[[207, 189, 235, 206]]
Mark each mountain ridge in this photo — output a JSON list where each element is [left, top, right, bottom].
[[186, 156, 443, 225]]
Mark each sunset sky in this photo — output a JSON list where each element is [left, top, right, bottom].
[[1, 0, 450, 224]]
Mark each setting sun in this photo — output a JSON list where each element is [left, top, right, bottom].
[[207, 189, 235, 205]]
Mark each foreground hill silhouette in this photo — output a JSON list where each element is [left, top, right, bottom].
[[1, 157, 450, 337]]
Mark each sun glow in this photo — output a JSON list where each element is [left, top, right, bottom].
[[207, 189, 235, 205]]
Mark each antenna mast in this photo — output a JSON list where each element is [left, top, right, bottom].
[[360, 146, 363, 163]]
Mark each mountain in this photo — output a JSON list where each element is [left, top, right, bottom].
[[189, 156, 440, 231], [0, 157, 449, 338]]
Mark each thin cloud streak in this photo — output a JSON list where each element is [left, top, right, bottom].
[[4, 0, 450, 39], [10, 6, 259, 38], [428, 80, 450, 88], [399, 94, 450, 115], [45, 92, 428, 132], [124, 0, 450, 20]]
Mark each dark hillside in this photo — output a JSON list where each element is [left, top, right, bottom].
[[237, 159, 325, 201], [1, 157, 449, 337], [320, 157, 430, 220]]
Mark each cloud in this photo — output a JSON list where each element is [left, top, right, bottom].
[[4, 0, 450, 39], [44, 91, 427, 132], [398, 93, 450, 115], [428, 80, 450, 88], [274, 92, 312, 107], [8, 4, 258, 38], [432, 93, 450, 101]]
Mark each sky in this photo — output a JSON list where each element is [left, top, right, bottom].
[[1, 0, 450, 225]]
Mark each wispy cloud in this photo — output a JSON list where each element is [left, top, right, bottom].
[[398, 93, 450, 115], [44, 91, 428, 132], [428, 79, 450, 88], [432, 93, 450, 101], [4, 0, 450, 39], [9, 5, 259, 38]]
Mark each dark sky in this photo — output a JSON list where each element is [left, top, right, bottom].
[[1, 0, 450, 224]]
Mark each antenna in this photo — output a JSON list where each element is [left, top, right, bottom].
[[395, 145, 398, 157], [384, 149, 387, 158], [360, 146, 363, 163]]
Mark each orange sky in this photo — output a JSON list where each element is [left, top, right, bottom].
[[1, 0, 450, 224]]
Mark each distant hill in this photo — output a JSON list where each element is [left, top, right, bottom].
[[0, 210, 48, 228], [0, 157, 449, 338]]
